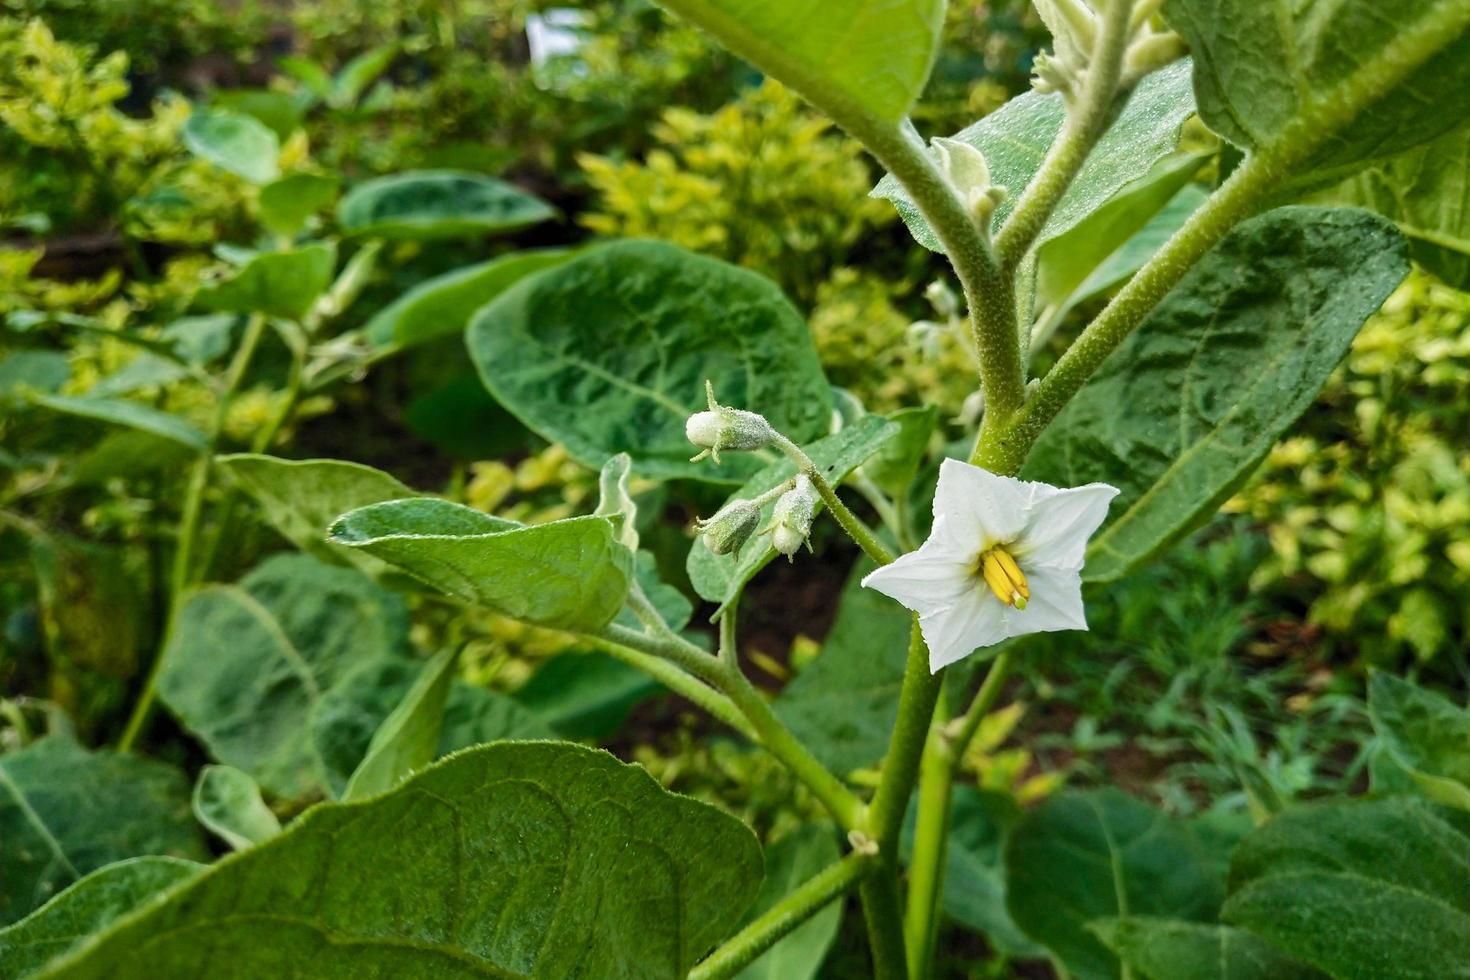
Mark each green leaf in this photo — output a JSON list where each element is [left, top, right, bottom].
[[774, 559, 912, 776], [1163, 0, 1470, 185], [468, 240, 833, 483], [1222, 796, 1470, 980], [1023, 207, 1409, 583], [734, 825, 843, 980], [594, 452, 641, 551], [157, 555, 413, 799], [864, 405, 938, 499], [29, 394, 207, 450], [437, 683, 559, 753], [1091, 919, 1326, 980], [0, 857, 202, 979], [1309, 124, 1470, 289], [0, 736, 208, 926], [363, 249, 572, 352], [1368, 671, 1470, 810], [1005, 788, 1225, 980], [211, 89, 303, 140], [329, 43, 398, 108], [195, 243, 337, 321], [511, 651, 661, 741], [873, 60, 1197, 254], [216, 454, 415, 573], [38, 742, 763, 980], [616, 551, 695, 634], [343, 648, 459, 801], [337, 170, 556, 241], [182, 109, 280, 184], [191, 766, 281, 852], [258, 173, 341, 238], [0, 350, 68, 405], [654, 0, 943, 124], [687, 416, 897, 615], [329, 497, 633, 632]]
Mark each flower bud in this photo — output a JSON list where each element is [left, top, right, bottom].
[[765, 475, 819, 561], [687, 380, 775, 465], [932, 138, 1006, 225], [696, 499, 762, 557]]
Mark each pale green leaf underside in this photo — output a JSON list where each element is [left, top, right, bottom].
[[330, 498, 633, 633], [1091, 918, 1326, 980], [343, 647, 459, 801], [655, 0, 944, 124], [30, 394, 207, 451], [873, 60, 1197, 254], [1024, 207, 1408, 583], [192, 766, 281, 852], [183, 110, 280, 184], [38, 742, 763, 980], [337, 170, 556, 241]]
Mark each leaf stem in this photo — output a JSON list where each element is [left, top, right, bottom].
[[946, 649, 1016, 767], [586, 634, 753, 739], [690, 850, 874, 980], [769, 433, 894, 565]]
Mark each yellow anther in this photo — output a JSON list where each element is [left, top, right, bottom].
[[979, 546, 1030, 610]]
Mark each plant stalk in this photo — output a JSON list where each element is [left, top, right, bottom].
[[770, 433, 894, 565]]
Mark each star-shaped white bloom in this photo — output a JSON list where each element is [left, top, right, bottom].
[[863, 458, 1119, 672]]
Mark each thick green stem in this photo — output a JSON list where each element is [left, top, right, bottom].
[[903, 692, 953, 980], [859, 863, 910, 980], [770, 433, 894, 565], [867, 621, 941, 846], [993, 0, 1135, 269], [691, 851, 874, 980]]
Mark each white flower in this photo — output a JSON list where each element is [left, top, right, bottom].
[[862, 458, 1119, 672]]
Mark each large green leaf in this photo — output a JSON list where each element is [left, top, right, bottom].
[[182, 110, 280, 184], [157, 555, 413, 800], [687, 416, 897, 614], [873, 60, 1197, 254], [329, 498, 633, 632], [0, 858, 202, 979], [0, 736, 208, 925], [1367, 672, 1470, 809], [1310, 123, 1470, 289], [654, 0, 943, 125], [363, 249, 572, 352], [467, 240, 832, 483], [1222, 797, 1470, 980], [342, 648, 458, 802], [30, 394, 207, 450], [191, 766, 281, 852], [1091, 919, 1325, 980], [774, 559, 912, 777], [1024, 207, 1408, 583], [216, 454, 415, 572], [1005, 789, 1225, 980], [258, 173, 341, 238], [1163, 0, 1470, 185], [38, 742, 763, 980], [337, 170, 556, 241], [734, 825, 842, 980], [195, 243, 337, 321]]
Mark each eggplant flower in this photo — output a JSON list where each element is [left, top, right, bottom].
[[863, 459, 1119, 672]]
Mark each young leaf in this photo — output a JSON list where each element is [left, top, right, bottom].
[[594, 452, 641, 551], [1005, 789, 1225, 980], [1222, 797, 1470, 980], [362, 248, 572, 352], [1091, 919, 1326, 980], [0, 736, 208, 925], [182, 109, 280, 184], [654, 0, 944, 125], [258, 173, 341, 238], [337, 170, 556, 241], [215, 454, 415, 573], [157, 555, 413, 800], [686, 415, 898, 614], [1164, 0, 1470, 186], [195, 242, 337, 321], [467, 240, 832, 482], [873, 60, 1197, 254], [0, 857, 202, 978], [328, 42, 398, 109], [1024, 207, 1409, 583], [29, 394, 207, 451], [342, 648, 459, 802], [734, 825, 843, 980], [37, 742, 763, 980], [329, 498, 633, 632], [192, 766, 281, 852], [1367, 671, 1470, 811]]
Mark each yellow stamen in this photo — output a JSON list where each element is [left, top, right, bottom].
[[979, 546, 1030, 610]]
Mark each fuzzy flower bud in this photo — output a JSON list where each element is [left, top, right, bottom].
[[696, 499, 762, 557], [765, 475, 819, 560], [686, 380, 775, 465]]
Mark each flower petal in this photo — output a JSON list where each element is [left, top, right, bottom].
[[1012, 565, 1088, 632], [920, 594, 1009, 671], [1016, 482, 1119, 569], [933, 458, 1031, 550], [861, 542, 974, 615]]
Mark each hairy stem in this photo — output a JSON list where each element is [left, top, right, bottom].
[[903, 688, 952, 980], [770, 433, 894, 565], [690, 851, 874, 980], [587, 635, 753, 738]]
